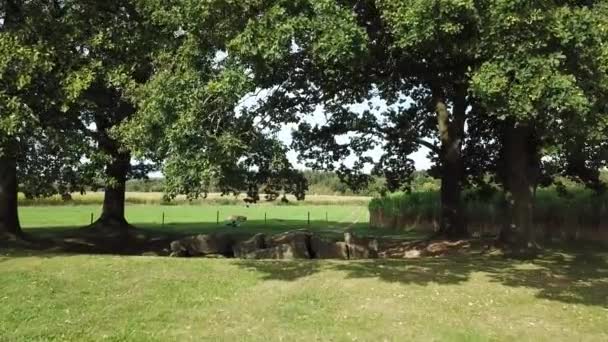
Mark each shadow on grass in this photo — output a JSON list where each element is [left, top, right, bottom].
[[235, 251, 608, 308], [236, 260, 324, 281], [1, 220, 425, 256]]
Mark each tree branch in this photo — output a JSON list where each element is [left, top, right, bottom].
[[416, 138, 439, 154]]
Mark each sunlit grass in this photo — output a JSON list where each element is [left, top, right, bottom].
[[0, 252, 606, 341], [5, 198, 608, 341], [18, 204, 368, 229]]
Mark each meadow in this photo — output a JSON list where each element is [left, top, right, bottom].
[[2, 193, 608, 341]]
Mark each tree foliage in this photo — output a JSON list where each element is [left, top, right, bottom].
[[120, 0, 308, 203]]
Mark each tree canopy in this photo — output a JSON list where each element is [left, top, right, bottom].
[[229, 0, 608, 244], [1, 0, 607, 250]]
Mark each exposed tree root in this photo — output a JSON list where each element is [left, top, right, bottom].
[[81, 217, 141, 238]]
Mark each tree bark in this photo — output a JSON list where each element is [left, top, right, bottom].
[[98, 151, 130, 227], [499, 122, 538, 250], [0, 152, 22, 239], [433, 86, 467, 239], [86, 84, 135, 232]]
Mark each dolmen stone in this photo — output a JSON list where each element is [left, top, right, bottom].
[[310, 236, 349, 259], [344, 229, 379, 259], [233, 233, 266, 258], [169, 229, 444, 260], [170, 233, 235, 257], [232, 230, 314, 259], [242, 244, 295, 259], [264, 229, 313, 259]]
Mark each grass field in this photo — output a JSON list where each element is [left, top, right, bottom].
[[1, 250, 607, 341], [16, 203, 400, 242], [2, 199, 608, 341], [18, 203, 369, 229]]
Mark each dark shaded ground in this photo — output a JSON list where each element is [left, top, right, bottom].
[[0, 219, 426, 256]]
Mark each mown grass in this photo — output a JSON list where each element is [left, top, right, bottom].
[[0, 251, 607, 341], [4, 201, 608, 341], [18, 204, 373, 236], [18, 192, 372, 207], [18, 204, 428, 244]]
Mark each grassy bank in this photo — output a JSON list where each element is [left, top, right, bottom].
[[369, 188, 608, 229]]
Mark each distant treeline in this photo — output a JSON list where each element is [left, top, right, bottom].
[[125, 179, 166, 193], [69, 169, 608, 199], [124, 171, 441, 196]]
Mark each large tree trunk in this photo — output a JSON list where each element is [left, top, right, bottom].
[[1, 0, 23, 239], [0, 152, 22, 239], [98, 151, 130, 227], [433, 86, 468, 239], [499, 122, 538, 251], [85, 84, 135, 233]]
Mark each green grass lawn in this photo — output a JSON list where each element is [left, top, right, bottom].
[[11, 204, 427, 257], [1, 251, 607, 341], [18, 204, 416, 241], [2, 204, 608, 341], [19, 203, 369, 229]]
